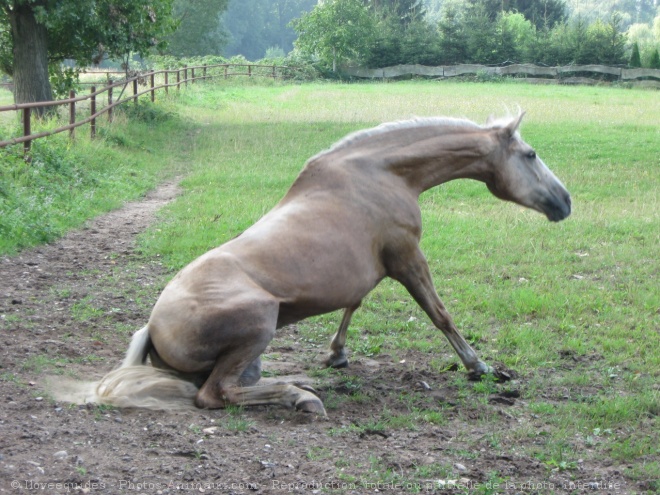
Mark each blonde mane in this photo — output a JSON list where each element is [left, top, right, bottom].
[[327, 117, 482, 154]]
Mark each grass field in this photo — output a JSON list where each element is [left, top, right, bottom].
[[2, 79, 659, 490], [139, 80, 659, 487]]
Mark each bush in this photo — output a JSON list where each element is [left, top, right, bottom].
[[629, 42, 642, 67], [649, 48, 660, 69]]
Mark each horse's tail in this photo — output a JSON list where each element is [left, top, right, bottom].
[[49, 326, 198, 410]]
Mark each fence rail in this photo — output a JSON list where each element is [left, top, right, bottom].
[[0, 63, 287, 154], [343, 63, 660, 84]]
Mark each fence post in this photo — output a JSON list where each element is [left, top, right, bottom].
[[90, 86, 96, 139], [184, 65, 188, 87], [108, 86, 113, 123], [224, 65, 228, 79], [23, 107, 31, 154], [203, 64, 207, 80], [133, 77, 138, 106], [191, 67, 195, 84], [272, 65, 276, 78], [150, 72, 155, 102], [177, 69, 181, 90], [164, 71, 169, 95], [248, 65, 252, 77], [69, 90, 76, 140]]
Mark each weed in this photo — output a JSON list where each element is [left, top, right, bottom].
[[223, 405, 253, 432]]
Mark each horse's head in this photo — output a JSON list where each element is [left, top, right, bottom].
[[484, 113, 571, 222]]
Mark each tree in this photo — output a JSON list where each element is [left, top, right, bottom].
[[629, 41, 641, 67], [464, 0, 498, 63], [364, 15, 403, 68], [272, 0, 320, 54], [400, 18, 440, 64], [495, 11, 536, 62], [222, 0, 316, 60], [513, 0, 567, 29], [601, 11, 627, 65], [365, 0, 426, 26], [166, 0, 229, 57], [437, 3, 468, 64], [649, 48, 660, 69], [291, 0, 376, 72], [0, 0, 176, 115]]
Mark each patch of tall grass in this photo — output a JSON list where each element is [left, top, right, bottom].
[[0, 100, 194, 254]]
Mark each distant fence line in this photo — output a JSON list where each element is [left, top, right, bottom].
[[343, 63, 660, 86], [0, 63, 287, 155]]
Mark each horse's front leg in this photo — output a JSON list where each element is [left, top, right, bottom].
[[387, 244, 491, 378], [325, 302, 361, 368]]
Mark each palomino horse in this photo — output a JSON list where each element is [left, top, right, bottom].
[[60, 113, 570, 415]]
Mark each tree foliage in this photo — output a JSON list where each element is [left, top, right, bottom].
[[292, 0, 655, 70], [222, 0, 316, 60], [0, 0, 176, 110], [166, 0, 229, 57], [629, 41, 641, 67], [291, 0, 376, 71]]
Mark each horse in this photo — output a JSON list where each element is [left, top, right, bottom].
[[54, 113, 571, 415]]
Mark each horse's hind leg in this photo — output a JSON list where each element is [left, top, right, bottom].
[[194, 300, 325, 414], [239, 357, 261, 386], [197, 348, 325, 414], [325, 302, 360, 369], [194, 316, 274, 409]]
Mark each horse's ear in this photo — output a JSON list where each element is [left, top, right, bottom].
[[504, 112, 525, 138]]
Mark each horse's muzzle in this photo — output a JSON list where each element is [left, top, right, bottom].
[[542, 189, 571, 222]]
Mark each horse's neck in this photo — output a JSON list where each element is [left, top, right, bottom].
[[290, 126, 493, 199], [378, 130, 492, 194]]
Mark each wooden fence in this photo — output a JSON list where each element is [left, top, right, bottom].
[[0, 63, 287, 154], [343, 63, 660, 85]]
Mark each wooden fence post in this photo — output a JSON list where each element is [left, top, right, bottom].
[[69, 90, 76, 140], [164, 71, 169, 94], [150, 72, 155, 102], [224, 65, 228, 79], [133, 78, 138, 106], [248, 65, 252, 77], [184, 65, 188, 87], [90, 86, 96, 139], [272, 65, 276, 78], [203, 64, 207, 80], [108, 86, 113, 123], [191, 67, 195, 84], [23, 107, 31, 154], [177, 69, 181, 90]]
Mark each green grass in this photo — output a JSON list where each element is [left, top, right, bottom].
[[2, 79, 658, 489], [0, 99, 195, 254], [135, 80, 657, 487]]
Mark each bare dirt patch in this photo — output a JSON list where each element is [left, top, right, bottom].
[[0, 182, 641, 494]]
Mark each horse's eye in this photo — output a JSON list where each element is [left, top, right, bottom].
[[526, 150, 536, 160]]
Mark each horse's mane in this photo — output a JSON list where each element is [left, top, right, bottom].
[[308, 115, 520, 162], [327, 117, 481, 154]]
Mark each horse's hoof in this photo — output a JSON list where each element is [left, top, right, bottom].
[[467, 364, 514, 383], [298, 384, 318, 394], [324, 352, 349, 369], [295, 396, 327, 416]]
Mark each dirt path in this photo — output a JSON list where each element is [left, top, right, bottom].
[[0, 182, 640, 494]]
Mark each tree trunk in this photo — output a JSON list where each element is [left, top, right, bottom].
[[7, 3, 53, 116]]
